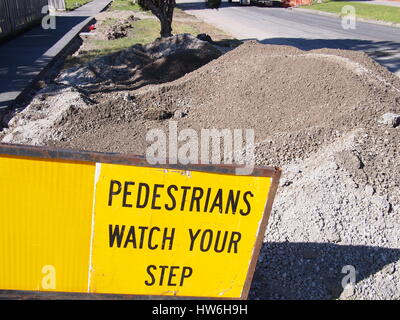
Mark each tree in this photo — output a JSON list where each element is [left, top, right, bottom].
[[139, 0, 176, 38]]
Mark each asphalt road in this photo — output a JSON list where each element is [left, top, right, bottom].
[[176, 0, 400, 75]]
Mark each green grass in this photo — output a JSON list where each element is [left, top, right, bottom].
[[64, 19, 202, 68], [303, 1, 400, 24], [109, 0, 147, 12], [65, 0, 93, 10], [90, 19, 201, 52], [93, 19, 161, 51], [101, 17, 119, 26]]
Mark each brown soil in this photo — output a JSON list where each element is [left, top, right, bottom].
[[46, 41, 399, 161]]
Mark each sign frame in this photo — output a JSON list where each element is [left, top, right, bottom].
[[0, 142, 281, 300]]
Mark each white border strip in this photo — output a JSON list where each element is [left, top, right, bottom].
[[87, 162, 101, 293]]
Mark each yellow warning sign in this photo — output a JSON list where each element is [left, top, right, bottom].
[[0, 155, 94, 293], [90, 163, 271, 298], [0, 144, 280, 299]]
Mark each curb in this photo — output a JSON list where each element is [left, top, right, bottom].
[[292, 7, 400, 29]]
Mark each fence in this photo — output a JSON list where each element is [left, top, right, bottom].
[[0, 0, 49, 41]]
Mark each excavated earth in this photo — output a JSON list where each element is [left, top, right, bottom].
[[1, 35, 400, 300]]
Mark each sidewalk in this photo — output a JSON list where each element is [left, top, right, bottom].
[[0, 0, 112, 113]]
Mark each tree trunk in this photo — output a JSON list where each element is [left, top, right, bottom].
[[160, 17, 172, 37], [141, 0, 175, 38]]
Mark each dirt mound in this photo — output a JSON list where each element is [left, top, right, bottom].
[[102, 14, 140, 40], [45, 41, 400, 157], [55, 33, 222, 91], [2, 40, 400, 299]]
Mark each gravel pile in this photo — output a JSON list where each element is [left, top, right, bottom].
[[2, 39, 400, 299]]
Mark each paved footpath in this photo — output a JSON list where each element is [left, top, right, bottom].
[[0, 0, 112, 113]]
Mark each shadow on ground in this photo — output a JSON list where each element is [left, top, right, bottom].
[[249, 242, 400, 299], [177, 1, 242, 10]]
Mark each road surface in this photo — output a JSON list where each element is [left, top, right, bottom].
[[176, 0, 400, 76]]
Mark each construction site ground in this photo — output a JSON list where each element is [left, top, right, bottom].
[[1, 3, 400, 300]]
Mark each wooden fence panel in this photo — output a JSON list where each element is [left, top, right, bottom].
[[0, 0, 49, 40]]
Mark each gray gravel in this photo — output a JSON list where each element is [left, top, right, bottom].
[[250, 129, 400, 300]]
